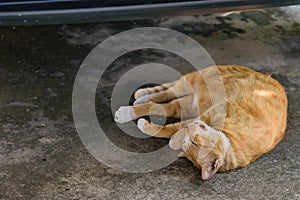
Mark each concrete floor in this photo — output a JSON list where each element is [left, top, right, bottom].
[[0, 6, 299, 200]]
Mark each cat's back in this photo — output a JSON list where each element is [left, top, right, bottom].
[[217, 65, 287, 157], [216, 65, 287, 117], [188, 65, 287, 106], [185, 65, 287, 128], [217, 65, 286, 96]]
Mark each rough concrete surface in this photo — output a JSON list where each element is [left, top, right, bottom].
[[0, 6, 299, 200]]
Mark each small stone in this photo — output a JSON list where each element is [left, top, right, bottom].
[[51, 72, 65, 77], [290, 87, 296, 92], [47, 88, 53, 93], [106, 168, 123, 175], [60, 177, 69, 184]]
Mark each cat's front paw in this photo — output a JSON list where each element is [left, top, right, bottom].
[[114, 106, 136, 123], [137, 118, 147, 133]]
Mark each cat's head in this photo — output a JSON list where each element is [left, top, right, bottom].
[[169, 120, 230, 180]]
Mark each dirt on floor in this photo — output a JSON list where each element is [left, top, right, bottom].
[[0, 6, 299, 200]]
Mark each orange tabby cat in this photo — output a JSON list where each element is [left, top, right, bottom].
[[114, 65, 288, 180]]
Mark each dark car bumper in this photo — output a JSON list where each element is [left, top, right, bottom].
[[0, 0, 300, 26]]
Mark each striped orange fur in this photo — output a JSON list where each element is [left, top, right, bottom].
[[115, 65, 288, 180]]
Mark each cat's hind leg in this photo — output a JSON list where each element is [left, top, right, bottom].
[[134, 82, 175, 100], [115, 95, 196, 123], [134, 88, 177, 105], [134, 80, 193, 105]]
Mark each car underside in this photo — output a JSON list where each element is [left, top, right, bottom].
[[0, 0, 300, 25]]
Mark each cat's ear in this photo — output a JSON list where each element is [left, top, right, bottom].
[[169, 128, 186, 150], [201, 156, 222, 180]]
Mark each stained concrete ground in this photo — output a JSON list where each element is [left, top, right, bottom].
[[0, 6, 299, 200]]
